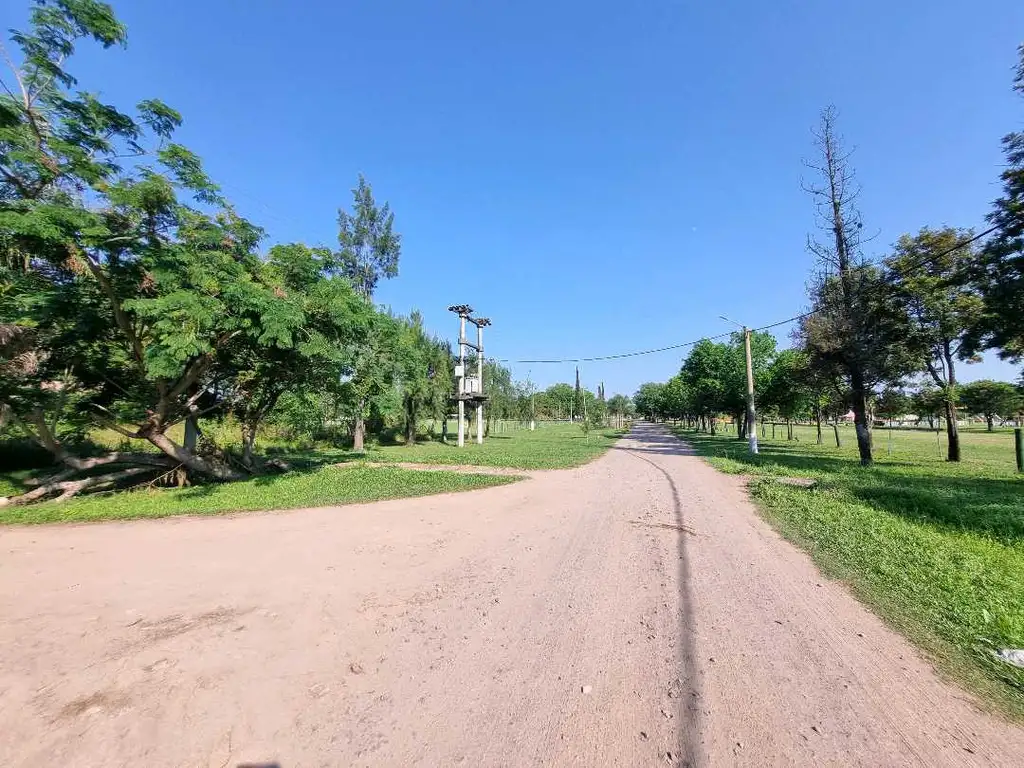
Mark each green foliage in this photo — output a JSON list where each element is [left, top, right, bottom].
[[886, 227, 984, 386], [335, 174, 401, 299], [959, 380, 1022, 429], [606, 393, 633, 417], [874, 386, 911, 419], [975, 44, 1024, 360], [633, 382, 665, 419], [761, 349, 812, 420]]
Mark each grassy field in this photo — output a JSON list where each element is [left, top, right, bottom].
[[0, 465, 515, 525], [355, 422, 622, 469], [672, 422, 1024, 718], [0, 422, 618, 524]]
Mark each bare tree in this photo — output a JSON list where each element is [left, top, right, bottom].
[[801, 107, 912, 466]]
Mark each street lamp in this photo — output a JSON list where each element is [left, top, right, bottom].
[[720, 315, 759, 455]]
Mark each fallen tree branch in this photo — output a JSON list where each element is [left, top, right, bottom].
[[22, 452, 175, 487], [1, 466, 158, 506]]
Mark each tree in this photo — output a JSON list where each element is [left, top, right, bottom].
[[335, 176, 403, 448], [974, 45, 1024, 360], [802, 107, 915, 465], [761, 349, 812, 438], [959, 380, 1021, 432], [886, 227, 984, 461], [0, 1, 303, 496], [633, 382, 665, 421], [220, 243, 369, 467], [606, 394, 633, 425], [680, 339, 731, 433], [335, 175, 401, 299], [875, 387, 911, 424], [342, 311, 402, 451], [910, 385, 946, 430]]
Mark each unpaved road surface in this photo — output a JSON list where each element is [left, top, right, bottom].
[[2, 424, 1022, 767]]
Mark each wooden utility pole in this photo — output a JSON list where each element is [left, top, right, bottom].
[[721, 315, 759, 454], [743, 327, 759, 455]]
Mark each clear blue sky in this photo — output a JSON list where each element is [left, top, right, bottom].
[[6, 0, 1023, 395]]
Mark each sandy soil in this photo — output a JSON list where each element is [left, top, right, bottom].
[[1, 423, 1021, 767]]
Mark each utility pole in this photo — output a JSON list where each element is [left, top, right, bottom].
[[475, 319, 488, 444], [721, 315, 759, 454], [743, 326, 759, 454], [447, 304, 490, 448]]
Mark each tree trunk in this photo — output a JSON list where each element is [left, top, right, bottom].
[[787, 419, 793, 441], [241, 421, 257, 469], [353, 406, 366, 452], [815, 404, 823, 444], [144, 430, 242, 481], [833, 422, 842, 448], [850, 375, 873, 466], [441, 417, 448, 443], [986, 415, 994, 432], [943, 399, 961, 462], [184, 414, 201, 452], [406, 398, 417, 444], [736, 411, 746, 440]]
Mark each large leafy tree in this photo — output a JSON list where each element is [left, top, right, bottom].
[[0, 0, 275, 492], [886, 227, 984, 461], [632, 382, 665, 421], [761, 349, 813, 435], [680, 339, 731, 432], [220, 243, 370, 467], [975, 45, 1024, 359], [798, 263, 916, 462], [334, 177, 403, 449], [959, 380, 1021, 432]]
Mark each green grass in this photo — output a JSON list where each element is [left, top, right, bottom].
[[285, 422, 624, 471], [0, 421, 616, 524], [0, 465, 515, 525], [672, 422, 1024, 719]]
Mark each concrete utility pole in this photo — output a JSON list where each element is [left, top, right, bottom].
[[447, 305, 490, 448], [458, 312, 467, 447], [475, 320, 485, 444], [721, 315, 759, 455]]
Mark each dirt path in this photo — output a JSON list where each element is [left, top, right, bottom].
[[1, 424, 1021, 766]]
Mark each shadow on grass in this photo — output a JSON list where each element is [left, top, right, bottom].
[[676, 428, 1024, 545], [851, 475, 1024, 545]]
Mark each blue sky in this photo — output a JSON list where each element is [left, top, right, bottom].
[[6, 0, 1023, 395]]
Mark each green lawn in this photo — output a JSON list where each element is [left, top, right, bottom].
[[0, 465, 515, 525], [672, 422, 1024, 719], [283, 422, 624, 471], [0, 422, 617, 524]]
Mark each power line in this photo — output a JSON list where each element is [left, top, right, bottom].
[[494, 331, 734, 365], [492, 223, 1003, 365]]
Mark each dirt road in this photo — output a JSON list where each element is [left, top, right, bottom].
[[1, 424, 1022, 766]]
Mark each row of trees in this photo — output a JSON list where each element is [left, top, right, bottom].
[[0, 1, 459, 502], [480, 366, 633, 428], [636, 336, 1021, 438], [638, 43, 1024, 466], [0, 0, 637, 503]]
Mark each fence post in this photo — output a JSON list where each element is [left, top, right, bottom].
[[1016, 428, 1023, 473]]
